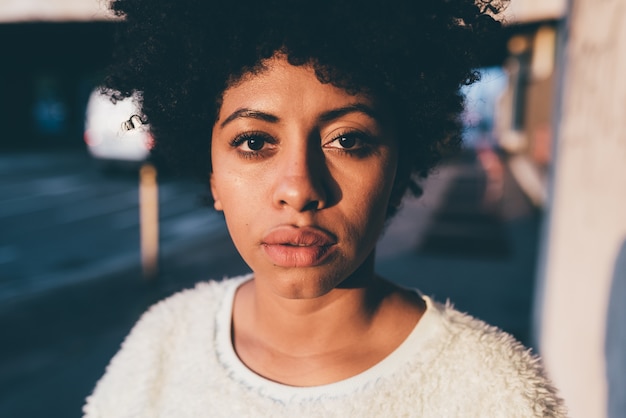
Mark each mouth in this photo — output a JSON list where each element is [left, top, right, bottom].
[[261, 226, 337, 267]]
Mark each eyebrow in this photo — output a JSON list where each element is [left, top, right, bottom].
[[219, 103, 379, 128], [318, 103, 380, 123], [219, 109, 279, 128]]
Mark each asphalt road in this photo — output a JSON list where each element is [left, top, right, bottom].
[[0, 150, 250, 418], [0, 151, 229, 301]]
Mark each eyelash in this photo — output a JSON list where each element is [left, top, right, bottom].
[[228, 130, 376, 160], [229, 131, 276, 159], [325, 130, 375, 158]]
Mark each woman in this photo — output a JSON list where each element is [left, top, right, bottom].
[[84, 0, 566, 416]]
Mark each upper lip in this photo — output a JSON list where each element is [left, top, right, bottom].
[[262, 226, 337, 247]]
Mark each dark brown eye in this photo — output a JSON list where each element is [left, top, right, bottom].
[[324, 131, 376, 158], [247, 136, 265, 151], [230, 131, 274, 154], [337, 135, 357, 149]]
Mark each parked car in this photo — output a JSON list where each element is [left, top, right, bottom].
[[83, 89, 153, 168]]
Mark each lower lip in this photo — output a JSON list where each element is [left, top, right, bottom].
[[262, 244, 335, 268]]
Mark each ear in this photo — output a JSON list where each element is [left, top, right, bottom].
[[209, 174, 223, 211]]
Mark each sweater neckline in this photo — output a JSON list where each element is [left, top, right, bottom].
[[214, 274, 443, 403]]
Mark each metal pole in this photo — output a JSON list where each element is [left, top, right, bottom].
[[139, 163, 159, 279]]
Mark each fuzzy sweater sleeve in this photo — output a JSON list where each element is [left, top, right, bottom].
[[82, 300, 173, 418], [82, 280, 226, 418], [434, 302, 568, 417]]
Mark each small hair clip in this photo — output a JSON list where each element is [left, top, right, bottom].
[[122, 114, 144, 131]]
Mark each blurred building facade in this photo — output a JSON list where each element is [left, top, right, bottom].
[[467, 1, 626, 417], [0, 1, 116, 150], [530, 2, 626, 418], [500, 1, 626, 418], [496, 0, 566, 207]]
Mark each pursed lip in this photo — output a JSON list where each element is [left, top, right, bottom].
[[261, 226, 337, 267], [262, 225, 337, 247]]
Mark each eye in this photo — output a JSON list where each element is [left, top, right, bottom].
[[325, 131, 368, 150], [324, 130, 377, 158], [230, 131, 276, 159], [231, 132, 273, 151], [245, 136, 265, 151], [336, 135, 357, 149]]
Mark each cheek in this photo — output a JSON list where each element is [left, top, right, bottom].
[[345, 157, 396, 206], [213, 178, 258, 258], [213, 171, 254, 211], [211, 165, 271, 242], [339, 158, 397, 233]]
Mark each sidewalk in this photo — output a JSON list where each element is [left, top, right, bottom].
[[378, 149, 540, 345]]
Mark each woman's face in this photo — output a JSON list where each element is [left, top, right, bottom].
[[210, 56, 398, 299]]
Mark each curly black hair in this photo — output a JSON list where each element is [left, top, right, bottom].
[[104, 0, 507, 215]]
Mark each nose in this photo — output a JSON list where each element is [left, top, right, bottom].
[[272, 142, 328, 212]]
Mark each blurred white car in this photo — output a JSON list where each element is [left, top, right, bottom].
[[84, 89, 154, 164]]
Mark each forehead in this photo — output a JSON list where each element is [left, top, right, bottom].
[[217, 57, 376, 121]]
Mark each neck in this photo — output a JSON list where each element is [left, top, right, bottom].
[[235, 254, 387, 353], [230, 253, 425, 386]]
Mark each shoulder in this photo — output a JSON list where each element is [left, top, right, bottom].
[[114, 275, 243, 339], [418, 297, 567, 417], [82, 274, 250, 418], [140, 275, 244, 323]]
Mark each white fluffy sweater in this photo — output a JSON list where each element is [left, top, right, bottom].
[[84, 275, 566, 417]]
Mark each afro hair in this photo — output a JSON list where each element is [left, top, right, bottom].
[[103, 0, 508, 213]]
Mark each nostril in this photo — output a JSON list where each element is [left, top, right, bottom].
[[272, 170, 328, 211], [278, 199, 320, 210], [301, 200, 321, 212]]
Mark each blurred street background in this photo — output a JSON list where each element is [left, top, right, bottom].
[[1, 1, 625, 418]]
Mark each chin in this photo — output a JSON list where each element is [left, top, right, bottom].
[[266, 269, 349, 300]]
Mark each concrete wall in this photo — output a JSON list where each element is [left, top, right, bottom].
[[535, 1, 626, 417], [0, 22, 117, 149]]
